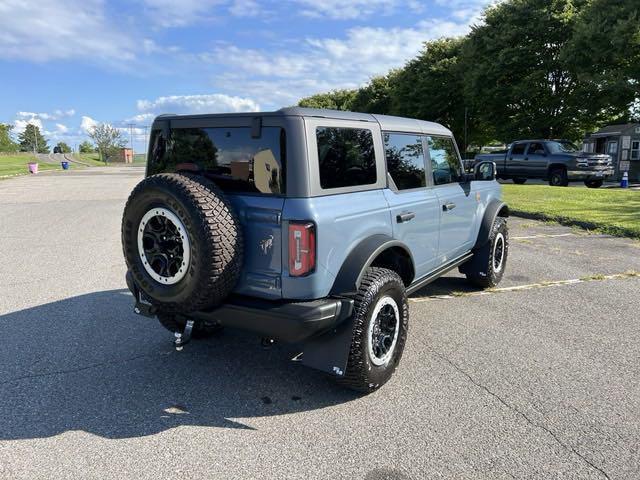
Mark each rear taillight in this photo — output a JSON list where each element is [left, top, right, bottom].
[[288, 222, 316, 277]]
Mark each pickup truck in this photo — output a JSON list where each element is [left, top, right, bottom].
[[475, 140, 614, 187]]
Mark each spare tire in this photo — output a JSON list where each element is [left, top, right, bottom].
[[122, 173, 243, 312]]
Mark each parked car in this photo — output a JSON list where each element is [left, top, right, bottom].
[[121, 108, 509, 392], [53, 146, 62, 154], [475, 139, 614, 187]]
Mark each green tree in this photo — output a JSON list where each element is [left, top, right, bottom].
[[55, 141, 72, 153], [392, 37, 491, 151], [350, 73, 399, 114], [88, 123, 126, 163], [0, 123, 19, 153], [299, 89, 357, 110], [463, 0, 593, 142], [563, 0, 640, 123], [18, 124, 49, 153], [79, 140, 96, 153]]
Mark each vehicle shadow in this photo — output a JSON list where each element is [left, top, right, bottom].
[[409, 275, 480, 298], [0, 290, 357, 440]]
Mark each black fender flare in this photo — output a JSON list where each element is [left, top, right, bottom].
[[330, 234, 414, 296], [473, 200, 509, 251]]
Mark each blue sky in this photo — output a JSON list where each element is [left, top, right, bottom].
[[0, 0, 491, 151]]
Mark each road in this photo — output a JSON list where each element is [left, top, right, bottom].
[[1, 167, 639, 480]]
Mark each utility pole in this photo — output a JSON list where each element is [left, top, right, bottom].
[[143, 125, 149, 160], [127, 123, 135, 155], [464, 107, 468, 159]]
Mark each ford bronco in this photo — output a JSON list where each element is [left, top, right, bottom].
[[122, 108, 509, 392]]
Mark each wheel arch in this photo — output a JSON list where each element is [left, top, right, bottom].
[[329, 234, 415, 296], [473, 200, 509, 251]]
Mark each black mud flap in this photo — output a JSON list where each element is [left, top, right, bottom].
[[300, 315, 355, 377]]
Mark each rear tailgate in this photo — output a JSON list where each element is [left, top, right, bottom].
[[227, 194, 285, 299]]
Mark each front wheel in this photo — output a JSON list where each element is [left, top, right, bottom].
[[549, 168, 569, 187], [585, 179, 603, 188], [462, 217, 508, 288], [339, 267, 409, 393]]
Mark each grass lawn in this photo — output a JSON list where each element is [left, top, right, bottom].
[[502, 184, 640, 238], [0, 154, 64, 177], [75, 153, 147, 166]]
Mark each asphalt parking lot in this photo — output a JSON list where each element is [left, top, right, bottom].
[[1, 167, 639, 480]]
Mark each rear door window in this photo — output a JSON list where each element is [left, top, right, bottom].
[[150, 126, 286, 195], [511, 143, 526, 155], [316, 127, 376, 189], [384, 132, 426, 190]]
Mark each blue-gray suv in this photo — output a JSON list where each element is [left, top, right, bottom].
[[122, 107, 509, 392]]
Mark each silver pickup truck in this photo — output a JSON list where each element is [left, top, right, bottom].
[[475, 139, 614, 188]]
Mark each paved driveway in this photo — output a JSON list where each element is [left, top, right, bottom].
[[1, 167, 639, 479]]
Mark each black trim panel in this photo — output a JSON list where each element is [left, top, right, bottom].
[[407, 252, 473, 295]]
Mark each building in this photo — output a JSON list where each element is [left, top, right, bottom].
[[583, 123, 640, 181], [115, 148, 133, 163]]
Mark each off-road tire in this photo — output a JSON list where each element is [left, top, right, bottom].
[[122, 173, 243, 313], [463, 216, 508, 288], [339, 267, 409, 394], [549, 168, 569, 187], [513, 178, 527, 185], [585, 179, 603, 188], [157, 312, 222, 338]]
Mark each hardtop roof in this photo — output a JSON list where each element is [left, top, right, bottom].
[[155, 107, 452, 137]]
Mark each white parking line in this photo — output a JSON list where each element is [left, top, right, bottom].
[[512, 233, 575, 240], [409, 271, 639, 302]]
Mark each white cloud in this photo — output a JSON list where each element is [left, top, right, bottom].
[[13, 118, 44, 135], [54, 123, 69, 134], [125, 113, 157, 123], [16, 109, 75, 121], [292, 0, 422, 19], [229, 0, 262, 16], [142, 0, 221, 27], [207, 19, 472, 107], [80, 116, 99, 134], [136, 94, 260, 116], [0, 0, 136, 63]]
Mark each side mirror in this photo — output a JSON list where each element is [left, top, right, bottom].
[[474, 161, 497, 181]]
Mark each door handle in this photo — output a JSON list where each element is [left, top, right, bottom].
[[396, 212, 415, 223], [442, 203, 456, 212]]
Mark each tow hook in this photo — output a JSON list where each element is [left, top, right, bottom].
[[174, 319, 195, 351]]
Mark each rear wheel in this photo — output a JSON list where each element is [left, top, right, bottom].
[[585, 179, 603, 188], [463, 217, 508, 288], [549, 168, 569, 187], [339, 267, 409, 393], [513, 178, 527, 184]]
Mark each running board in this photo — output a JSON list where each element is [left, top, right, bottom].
[[406, 252, 473, 295]]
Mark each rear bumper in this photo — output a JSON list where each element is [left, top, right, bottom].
[[126, 271, 354, 343], [567, 169, 614, 180]]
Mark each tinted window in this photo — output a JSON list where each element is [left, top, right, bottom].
[[150, 126, 285, 195], [384, 133, 425, 190], [316, 127, 376, 189], [428, 136, 462, 185], [511, 143, 526, 155], [528, 142, 545, 155]]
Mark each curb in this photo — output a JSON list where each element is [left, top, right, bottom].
[[511, 210, 639, 239]]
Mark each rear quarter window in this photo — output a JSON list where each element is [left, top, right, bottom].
[[316, 127, 376, 189]]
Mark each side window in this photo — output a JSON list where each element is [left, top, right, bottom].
[[528, 142, 545, 155], [316, 127, 376, 189], [383, 132, 426, 190], [511, 143, 526, 155], [428, 136, 462, 185]]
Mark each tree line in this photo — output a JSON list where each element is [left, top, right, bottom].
[[299, 0, 640, 153], [0, 121, 126, 162]]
